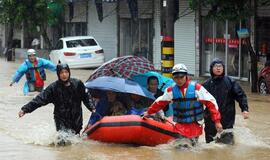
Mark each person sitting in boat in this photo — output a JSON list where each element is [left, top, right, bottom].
[[106, 91, 127, 116], [88, 89, 104, 108], [87, 91, 127, 128], [127, 94, 151, 115], [147, 76, 164, 98], [125, 93, 165, 121], [147, 76, 170, 118], [10, 49, 56, 95], [142, 63, 223, 148]]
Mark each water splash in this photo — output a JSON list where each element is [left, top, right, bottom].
[[51, 130, 83, 147], [7, 122, 56, 146], [234, 114, 270, 148], [234, 126, 270, 148]]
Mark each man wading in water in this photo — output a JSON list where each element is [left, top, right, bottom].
[[18, 63, 95, 145]]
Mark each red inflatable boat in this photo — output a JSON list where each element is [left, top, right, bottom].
[[84, 115, 180, 146]]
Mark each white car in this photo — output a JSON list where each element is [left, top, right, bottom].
[[49, 36, 105, 68]]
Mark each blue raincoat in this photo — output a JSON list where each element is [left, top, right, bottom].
[[11, 58, 56, 95], [131, 71, 175, 116], [131, 71, 175, 92], [88, 97, 108, 125]]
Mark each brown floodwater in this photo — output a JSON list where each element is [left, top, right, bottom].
[[0, 58, 269, 160]]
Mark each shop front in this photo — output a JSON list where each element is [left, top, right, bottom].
[[201, 18, 249, 79]]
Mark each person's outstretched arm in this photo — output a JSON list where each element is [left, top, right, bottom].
[[145, 87, 173, 115], [40, 58, 56, 72], [19, 84, 54, 117], [10, 62, 28, 86]]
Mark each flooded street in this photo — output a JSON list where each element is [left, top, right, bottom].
[[0, 58, 270, 160]]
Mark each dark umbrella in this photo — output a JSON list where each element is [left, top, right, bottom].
[[85, 76, 155, 100], [88, 56, 155, 81]]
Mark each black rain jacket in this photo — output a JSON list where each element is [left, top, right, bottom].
[[21, 78, 93, 134], [203, 76, 249, 129]]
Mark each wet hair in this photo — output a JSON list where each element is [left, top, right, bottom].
[[56, 63, 70, 81], [210, 58, 225, 77], [147, 76, 159, 85]]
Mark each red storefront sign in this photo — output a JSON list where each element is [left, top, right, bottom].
[[205, 37, 241, 45]]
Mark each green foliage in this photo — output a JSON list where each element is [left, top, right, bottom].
[[0, 0, 23, 24], [0, 0, 65, 30], [47, 1, 64, 26], [188, 0, 270, 21]]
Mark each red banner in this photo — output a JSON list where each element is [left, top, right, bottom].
[[205, 37, 242, 45]]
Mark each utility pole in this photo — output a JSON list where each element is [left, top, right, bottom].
[[161, 0, 175, 78]]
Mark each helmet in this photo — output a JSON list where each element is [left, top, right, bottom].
[[27, 49, 36, 56], [172, 63, 188, 77]]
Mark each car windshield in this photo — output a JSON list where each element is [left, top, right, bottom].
[[66, 39, 97, 48]]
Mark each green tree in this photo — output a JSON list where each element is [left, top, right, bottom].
[[0, 0, 64, 50], [22, 0, 64, 49], [189, 0, 252, 21], [188, 0, 270, 92], [0, 1, 24, 52]]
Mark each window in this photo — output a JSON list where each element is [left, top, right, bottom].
[[119, 18, 153, 61], [66, 39, 97, 48], [201, 18, 249, 78], [256, 17, 270, 60]]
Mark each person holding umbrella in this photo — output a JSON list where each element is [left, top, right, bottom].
[[86, 90, 127, 128], [84, 76, 155, 128]]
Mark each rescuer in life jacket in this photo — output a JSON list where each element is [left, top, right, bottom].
[[142, 63, 223, 148], [10, 49, 56, 95]]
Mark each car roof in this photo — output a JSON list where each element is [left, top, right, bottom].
[[60, 36, 95, 41]]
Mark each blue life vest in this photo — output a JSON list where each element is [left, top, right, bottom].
[[25, 59, 46, 82], [172, 81, 204, 123]]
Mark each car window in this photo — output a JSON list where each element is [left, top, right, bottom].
[[66, 39, 97, 48], [54, 40, 63, 50]]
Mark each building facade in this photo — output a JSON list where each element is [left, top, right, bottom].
[[2, 0, 269, 81]]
